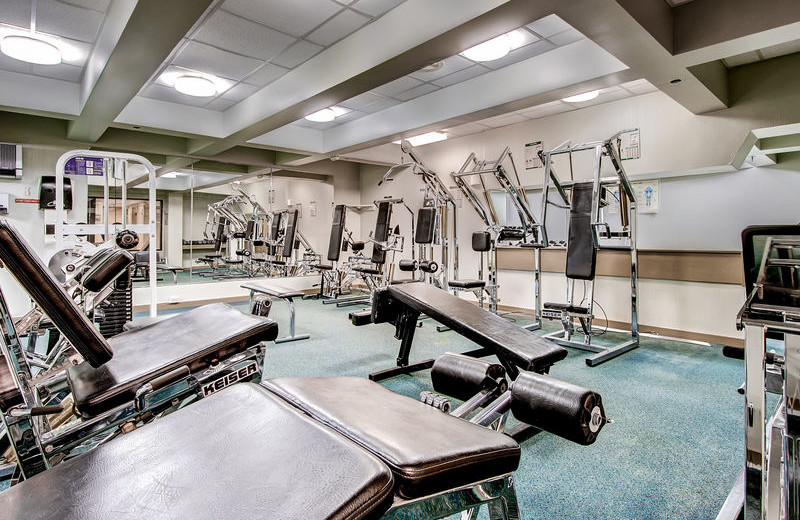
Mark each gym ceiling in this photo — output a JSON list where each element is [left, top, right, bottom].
[[0, 0, 799, 189]]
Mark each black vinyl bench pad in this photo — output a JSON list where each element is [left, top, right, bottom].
[[387, 283, 567, 372], [0, 383, 394, 520], [448, 279, 486, 289], [67, 303, 278, 417], [264, 376, 520, 499]]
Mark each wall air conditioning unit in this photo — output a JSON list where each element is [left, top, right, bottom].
[[0, 143, 22, 180]]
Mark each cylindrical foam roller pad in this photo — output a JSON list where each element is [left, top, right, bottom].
[[419, 260, 439, 273], [398, 259, 418, 272], [511, 372, 606, 445], [251, 295, 272, 317], [431, 353, 506, 401], [236, 249, 252, 256]]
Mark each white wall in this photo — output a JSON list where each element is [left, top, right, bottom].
[[356, 90, 800, 342]]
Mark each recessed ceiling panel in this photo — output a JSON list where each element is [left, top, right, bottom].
[[37, 0, 104, 43], [245, 63, 289, 86], [141, 83, 212, 108], [394, 82, 439, 101], [271, 39, 324, 68], [349, 0, 405, 17], [193, 10, 296, 61], [526, 14, 572, 38], [222, 82, 259, 101], [410, 55, 473, 81], [432, 64, 489, 87], [173, 41, 262, 81], [306, 9, 371, 46], [222, 0, 342, 37], [372, 75, 422, 97]]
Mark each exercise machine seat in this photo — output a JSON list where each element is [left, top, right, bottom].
[[386, 283, 567, 372], [264, 376, 520, 499], [353, 266, 380, 275], [0, 383, 395, 520], [543, 302, 590, 314], [448, 279, 486, 289], [241, 282, 304, 299], [313, 264, 334, 270], [67, 303, 278, 418]]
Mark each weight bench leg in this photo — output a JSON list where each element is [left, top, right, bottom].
[[275, 297, 311, 344]]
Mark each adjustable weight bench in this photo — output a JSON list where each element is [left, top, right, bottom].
[[0, 220, 278, 477], [241, 281, 310, 343], [365, 282, 567, 382], [1, 362, 607, 519]]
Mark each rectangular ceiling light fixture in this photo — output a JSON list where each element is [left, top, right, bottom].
[[394, 131, 447, 147]]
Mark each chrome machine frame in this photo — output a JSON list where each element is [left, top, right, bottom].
[[540, 135, 639, 366], [451, 146, 546, 328], [54, 151, 158, 317], [732, 234, 800, 520], [380, 140, 459, 288]]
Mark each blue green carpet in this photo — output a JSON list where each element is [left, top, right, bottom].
[[231, 298, 743, 519]]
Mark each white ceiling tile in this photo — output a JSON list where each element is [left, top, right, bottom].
[[37, 0, 104, 43], [141, 83, 213, 108], [517, 100, 571, 119], [431, 64, 489, 87], [443, 122, 491, 137], [222, 0, 342, 37], [526, 14, 572, 38], [57, 37, 92, 66], [330, 109, 363, 124], [221, 82, 259, 101], [31, 62, 82, 82], [410, 55, 473, 81], [547, 28, 585, 47], [349, 0, 405, 17], [244, 63, 289, 86], [57, 0, 111, 12], [271, 39, 324, 68], [393, 82, 439, 101], [293, 118, 336, 130], [722, 51, 760, 68], [0, 51, 35, 74], [306, 8, 370, 46], [760, 39, 800, 60], [620, 79, 658, 94], [481, 113, 528, 128], [339, 91, 386, 110], [206, 97, 237, 111], [372, 75, 422, 97], [357, 96, 400, 113], [173, 41, 262, 81], [511, 28, 540, 49], [482, 39, 556, 70], [1, 0, 32, 28], [195, 10, 296, 61]]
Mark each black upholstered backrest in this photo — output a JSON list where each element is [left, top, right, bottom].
[[472, 231, 492, 252], [328, 204, 346, 262], [214, 217, 227, 251], [81, 249, 133, 293], [245, 219, 256, 239], [565, 182, 596, 280], [282, 210, 298, 258], [372, 202, 392, 264], [415, 207, 436, 244], [0, 220, 113, 368], [270, 212, 282, 241]]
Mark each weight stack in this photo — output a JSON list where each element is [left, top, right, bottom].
[[95, 268, 133, 338]]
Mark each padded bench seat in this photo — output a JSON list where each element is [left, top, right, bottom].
[[543, 302, 590, 314], [67, 303, 278, 417], [0, 383, 395, 520], [448, 279, 486, 290], [264, 376, 520, 499], [241, 282, 304, 299], [353, 266, 380, 275]]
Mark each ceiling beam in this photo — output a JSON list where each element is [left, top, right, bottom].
[[758, 134, 800, 155], [66, 0, 216, 142]]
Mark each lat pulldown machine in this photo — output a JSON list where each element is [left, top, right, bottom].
[[539, 134, 639, 366], [379, 140, 458, 289], [451, 146, 546, 328]]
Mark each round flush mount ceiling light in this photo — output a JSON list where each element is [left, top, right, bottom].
[[1, 35, 61, 65], [174, 75, 217, 97], [461, 30, 524, 62], [305, 106, 346, 122], [562, 90, 600, 103]]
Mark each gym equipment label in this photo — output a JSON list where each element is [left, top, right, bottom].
[[65, 156, 104, 176], [201, 361, 258, 396]]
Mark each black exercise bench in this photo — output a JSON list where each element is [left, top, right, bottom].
[[241, 281, 310, 343], [0, 219, 278, 473], [366, 281, 567, 381]]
